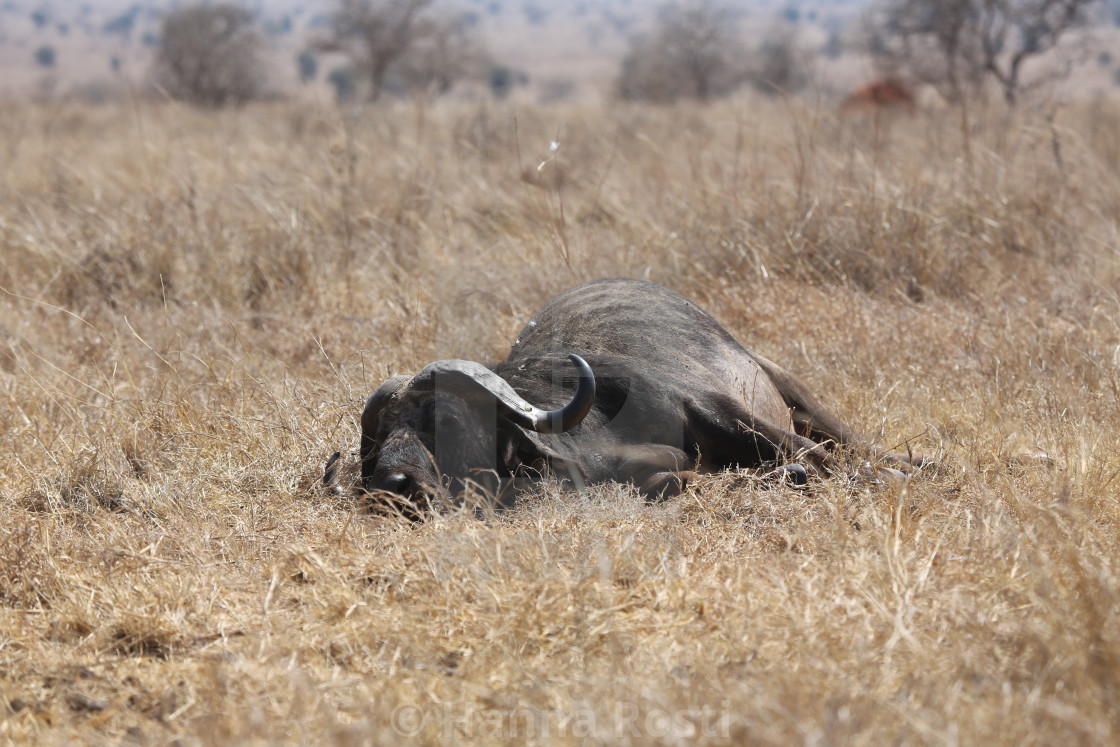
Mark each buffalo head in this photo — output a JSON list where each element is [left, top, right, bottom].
[[357, 354, 595, 507]]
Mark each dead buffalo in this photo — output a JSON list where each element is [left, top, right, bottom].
[[331, 279, 930, 508]]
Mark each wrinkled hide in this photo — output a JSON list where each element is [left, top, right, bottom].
[[343, 279, 931, 508]]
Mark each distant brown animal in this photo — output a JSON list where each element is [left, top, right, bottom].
[[841, 79, 916, 114]]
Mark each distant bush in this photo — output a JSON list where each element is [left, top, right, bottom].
[[487, 63, 528, 99], [153, 3, 266, 107], [488, 65, 513, 98], [33, 45, 55, 68], [327, 65, 357, 102], [298, 50, 319, 83]]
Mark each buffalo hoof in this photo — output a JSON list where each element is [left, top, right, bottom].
[[768, 463, 808, 486]]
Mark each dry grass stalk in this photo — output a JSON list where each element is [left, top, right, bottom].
[[1, 95, 1119, 743]]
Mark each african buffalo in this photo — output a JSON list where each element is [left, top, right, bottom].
[[333, 279, 930, 508]]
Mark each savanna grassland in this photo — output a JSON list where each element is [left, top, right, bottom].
[[1, 94, 1119, 744]]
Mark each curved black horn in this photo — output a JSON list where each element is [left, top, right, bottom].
[[416, 354, 595, 435]]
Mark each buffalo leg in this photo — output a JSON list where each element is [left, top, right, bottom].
[[614, 444, 698, 499], [751, 355, 934, 471], [686, 394, 842, 476]]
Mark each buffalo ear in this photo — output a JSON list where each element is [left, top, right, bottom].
[[362, 375, 411, 436], [503, 426, 589, 487], [360, 375, 411, 484]]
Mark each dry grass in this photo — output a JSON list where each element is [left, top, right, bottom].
[[1, 93, 1119, 744]]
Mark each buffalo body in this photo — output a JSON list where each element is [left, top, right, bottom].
[[350, 279, 926, 505]]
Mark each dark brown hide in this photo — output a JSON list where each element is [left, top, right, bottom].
[[352, 279, 930, 505]]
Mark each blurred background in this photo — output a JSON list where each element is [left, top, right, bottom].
[[0, 0, 1118, 108]]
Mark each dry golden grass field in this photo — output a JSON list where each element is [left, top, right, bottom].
[[1, 94, 1119, 744]]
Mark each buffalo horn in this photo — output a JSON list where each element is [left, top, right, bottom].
[[416, 354, 595, 434]]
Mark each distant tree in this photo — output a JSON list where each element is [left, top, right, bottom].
[[33, 44, 55, 68], [154, 3, 266, 107], [617, 0, 743, 102], [298, 50, 319, 83], [751, 24, 811, 95], [867, 0, 1103, 104], [315, 0, 432, 100], [30, 9, 49, 29], [385, 14, 485, 95], [315, 0, 483, 100]]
